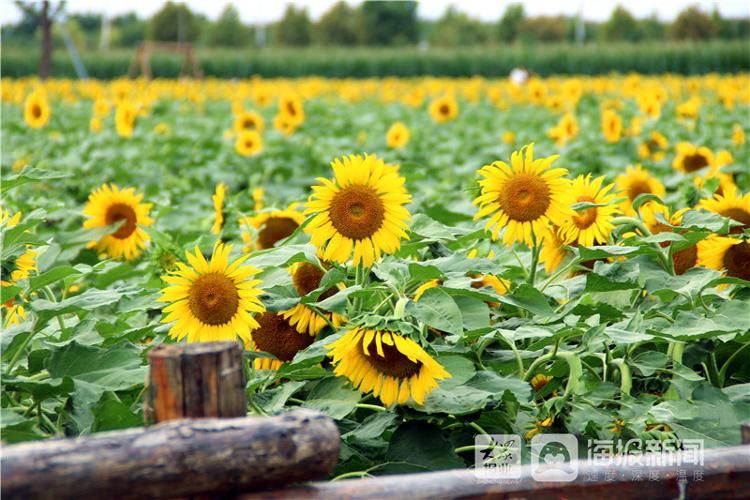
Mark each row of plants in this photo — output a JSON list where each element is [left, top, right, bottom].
[[2, 41, 750, 79]]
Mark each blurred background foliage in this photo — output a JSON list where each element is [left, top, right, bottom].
[[2, 1, 749, 77]]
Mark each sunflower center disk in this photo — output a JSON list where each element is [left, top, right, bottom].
[[721, 208, 750, 234], [329, 185, 386, 240], [257, 217, 299, 249], [364, 341, 422, 379], [572, 196, 598, 230], [672, 245, 697, 275], [252, 313, 314, 361], [498, 173, 551, 222], [188, 273, 239, 325], [627, 180, 653, 201], [724, 242, 750, 281], [292, 262, 337, 300], [439, 104, 450, 115], [32, 104, 42, 119], [105, 203, 138, 239], [683, 153, 709, 172]]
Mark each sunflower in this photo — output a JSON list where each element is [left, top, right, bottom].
[[281, 261, 345, 336], [115, 102, 137, 138], [274, 112, 298, 136], [252, 187, 265, 211], [539, 225, 568, 273], [698, 186, 750, 234], [249, 312, 316, 370], [2, 299, 26, 327], [697, 236, 750, 281], [638, 131, 669, 161], [525, 416, 554, 439], [693, 169, 735, 197], [327, 327, 451, 406], [93, 97, 110, 117], [240, 203, 306, 252], [473, 144, 572, 247], [601, 109, 622, 143], [531, 374, 553, 392], [733, 123, 745, 146], [639, 203, 696, 275], [278, 94, 305, 126], [211, 183, 227, 235], [615, 164, 666, 216], [413, 279, 441, 301], [386, 121, 410, 149], [673, 142, 714, 174], [234, 110, 265, 133], [235, 130, 263, 157], [429, 95, 459, 123], [24, 90, 51, 129], [305, 154, 411, 267], [560, 175, 620, 247], [158, 241, 265, 343], [10, 248, 37, 281], [1, 208, 22, 228], [90, 117, 102, 133], [83, 184, 154, 260]]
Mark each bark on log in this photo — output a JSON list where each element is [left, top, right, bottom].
[[145, 341, 247, 424], [242, 444, 750, 500], [1, 410, 339, 500], [742, 422, 750, 445]]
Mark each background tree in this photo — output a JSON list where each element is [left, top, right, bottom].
[[359, 1, 418, 46], [669, 6, 716, 40], [314, 1, 358, 46], [207, 5, 252, 47], [14, 0, 66, 79], [519, 16, 568, 43], [273, 5, 312, 46], [637, 13, 665, 41], [147, 1, 201, 43], [603, 5, 639, 41], [429, 6, 490, 46], [111, 13, 146, 48], [497, 3, 525, 43]]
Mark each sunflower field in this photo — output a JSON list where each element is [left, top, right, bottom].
[[1, 75, 749, 475]]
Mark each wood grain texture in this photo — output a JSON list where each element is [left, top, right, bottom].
[[1, 410, 339, 500], [145, 342, 246, 423], [241, 445, 750, 500]]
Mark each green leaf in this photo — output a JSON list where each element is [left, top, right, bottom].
[[303, 377, 361, 419], [46, 342, 147, 391], [2, 167, 71, 191], [585, 260, 640, 292], [406, 287, 463, 334], [496, 283, 554, 317], [386, 421, 464, 471], [29, 266, 82, 291]]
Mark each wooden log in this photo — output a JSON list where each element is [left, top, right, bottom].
[[145, 341, 246, 424], [1, 410, 339, 500], [742, 422, 750, 444], [242, 444, 750, 500]]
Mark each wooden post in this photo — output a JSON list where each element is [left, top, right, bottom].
[[742, 422, 750, 445], [1, 410, 340, 499], [145, 342, 246, 424]]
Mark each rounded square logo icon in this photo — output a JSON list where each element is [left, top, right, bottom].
[[530, 434, 579, 482], [474, 434, 522, 480]]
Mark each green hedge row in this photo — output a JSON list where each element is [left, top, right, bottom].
[[3, 42, 749, 78]]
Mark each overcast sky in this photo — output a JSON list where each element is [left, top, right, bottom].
[[1, 0, 748, 24]]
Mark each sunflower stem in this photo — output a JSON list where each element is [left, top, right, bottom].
[[528, 232, 540, 287], [42, 286, 68, 339], [355, 403, 387, 412]]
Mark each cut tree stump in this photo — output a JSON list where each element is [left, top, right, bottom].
[[145, 341, 247, 424], [1, 410, 340, 500]]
